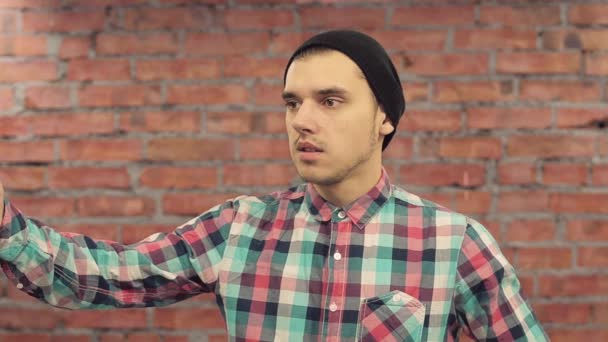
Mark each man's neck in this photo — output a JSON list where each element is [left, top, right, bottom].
[[313, 165, 383, 208]]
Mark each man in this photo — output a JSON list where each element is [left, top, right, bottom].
[[0, 30, 546, 341]]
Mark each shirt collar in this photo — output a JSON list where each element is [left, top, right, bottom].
[[304, 168, 392, 229]]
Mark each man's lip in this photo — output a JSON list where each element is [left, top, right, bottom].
[[296, 142, 323, 152]]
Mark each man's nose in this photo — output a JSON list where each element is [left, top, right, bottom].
[[291, 100, 318, 135]]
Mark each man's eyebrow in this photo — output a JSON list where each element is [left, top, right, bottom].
[[281, 87, 350, 101]]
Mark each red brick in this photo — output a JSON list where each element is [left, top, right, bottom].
[[592, 304, 608, 324], [59, 36, 89, 58], [206, 112, 285, 134], [224, 164, 296, 186], [0, 115, 28, 137], [400, 110, 461, 132], [50, 335, 91, 342], [0, 167, 45, 190], [383, 137, 413, 159], [402, 53, 488, 76], [569, 4, 608, 24], [544, 30, 608, 50], [0, 11, 18, 33], [579, 247, 608, 267], [585, 53, 608, 75], [0, 0, 61, 8], [0, 307, 62, 329], [0, 60, 57, 81], [270, 32, 315, 55], [438, 137, 502, 159], [467, 108, 552, 129], [49, 167, 130, 189], [253, 83, 282, 106], [434, 81, 514, 103], [222, 9, 294, 29], [601, 136, 608, 156], [568, 220, 608, 241], [139, 167, 217, 189], [136, 59, 220, 81], [392, 6, 474, 26], [550, 193, 608, 214], [451, 191, 492, 215], [124, 7, 210, 30], [403, 82, 429, 103], [63, 309, 147, 328], [539, 274, 608, 297], [63, 0, 146, 6], [68, 59, 131, 81], [240, 138, 290, 160], [167, 85, 248, 105], [0, 141, 55, 162], [301, 7, 385, 29], [0, 334, 50, 342], [480, 5, 560, 25], [29, 113, 114, 137], [208, 335, 229, 342], [556, 108, 608, 128], [497, 162, 536, 185], [185, 32, 270, 56], [535, 303, 592, 324], [60, 139, 141, 161], [56, 224, 119, 242], [400, 163, 485, 186], [223, 56, 287, 79], [78, 85, 162, 107], [23, 11, 105, 32], [368, 30, 446, 51], [96, 33, 178, 55], [497, 191, 549, 213], [77, 196, 154, 216], [0, 34, 47, 56], [0, 88, 13, 110], [154, 308, 224, 329], [497, 52, 580, 74], [25, 86, 70, 109], [207, 112, 257, 134], [507, 135, 595, 158], [543, 163, 587, 185], [506, 219, 555, 242], [517, 247, 572, 270], [162, 193, 238, 216], [454, 28, 536, 49], [549, 330, 608, 342], [416, 137, 441, 158], [592, 165, 608, 185], [119, 111, 199, 133], [121, 224, 175, 245], [520, 80, 600, 102], [11, 196, 74, 217], [147, 138, 234, 161]]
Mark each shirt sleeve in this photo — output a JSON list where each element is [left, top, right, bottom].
[[0, 196, 237, 310], [453, 219, 548, 341]]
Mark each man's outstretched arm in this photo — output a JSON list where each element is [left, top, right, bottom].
[[0, 180, 235, 310]]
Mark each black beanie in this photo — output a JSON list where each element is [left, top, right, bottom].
[[283, 30, 405, 151]]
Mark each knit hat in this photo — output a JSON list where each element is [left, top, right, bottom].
[[283, 30, 405, 151]]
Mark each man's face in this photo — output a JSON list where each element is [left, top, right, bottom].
[[283, 50, 391, 187]]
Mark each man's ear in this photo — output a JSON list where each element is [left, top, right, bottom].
[[377, 106, 394, 136]]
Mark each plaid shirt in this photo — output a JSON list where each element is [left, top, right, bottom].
[[1, 169, 546, 341]]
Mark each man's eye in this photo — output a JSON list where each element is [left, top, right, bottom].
[[324, 98, 338, 107], [285, 101, 298, 109]]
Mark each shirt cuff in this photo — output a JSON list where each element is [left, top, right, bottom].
[[0, 197, 30, 262]]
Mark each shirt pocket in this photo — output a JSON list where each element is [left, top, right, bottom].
[[357, 290, 426, 342]]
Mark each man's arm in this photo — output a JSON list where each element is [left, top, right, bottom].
[[0, 179, 236, 309], [453, 219, 548, 341]]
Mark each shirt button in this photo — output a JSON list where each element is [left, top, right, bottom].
[[329, 302, 338, 312], [337, 211, 346, 219], [392, 294, 402, 302], [333, 251, 342, 260], [16, 283, 23, 289]]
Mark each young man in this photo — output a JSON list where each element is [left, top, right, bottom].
[[0, 30, 547, 341]]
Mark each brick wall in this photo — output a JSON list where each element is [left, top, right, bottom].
[[1, 0, 607, 341]]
